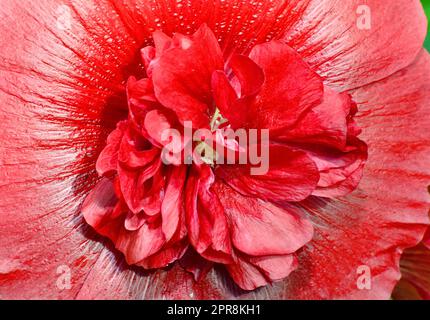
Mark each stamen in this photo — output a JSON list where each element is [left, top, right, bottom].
[[195, 141, 218, 165], [210, 108, 228, 131]]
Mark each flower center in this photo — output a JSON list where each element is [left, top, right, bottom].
[[194, 108, 229, 166], [209, 108, 228, 131]]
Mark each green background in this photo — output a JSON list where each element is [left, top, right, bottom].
[[423, 0, 430, 50]]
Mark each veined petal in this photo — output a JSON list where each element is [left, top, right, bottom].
[[285, 0, 427, 90], [393, 242, 430, 300], [280, 51, 430, 300], [151, 24, 224, 128], [216, 144, 320, 202], [246, 41, 323, 131], [185, 165, 233, 264], [213, 181, 314, 257], [161, 165, 187, 242], [226, 253, 298, 291]]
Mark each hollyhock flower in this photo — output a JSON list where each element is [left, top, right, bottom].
[[0, 0, 429, 299]]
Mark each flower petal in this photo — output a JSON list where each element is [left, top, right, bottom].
[[275, 87, 368, 197], [211, 70, 247, 129], [213, 41, 323, 132], [308, 137, 368, 198], [228, 54, 265, 97], [285, 0, 427, 90], [213, 181, 314, 257], [138, 238, 188, 270], [161, 165, 187, 242], [280, 51, 430, 299], [115, 218, 166, 265], [185, 165, 233, 264], [393, 243, 430, 300], [117, 127, 160, 169], [246, 41, 323, 131], [96, 121, 128, 176], [226, 254, 298, 291], [216, 144, 319, 202], [151, 24, 223, 128], [279, 88, 353, 149], [82, 178, 124, 241]]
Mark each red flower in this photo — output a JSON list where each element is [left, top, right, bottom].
[[81, 24, 366, 290], [0, 0, 429, 299]]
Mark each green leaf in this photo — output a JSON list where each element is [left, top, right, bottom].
[[422, 0, 430, 50]]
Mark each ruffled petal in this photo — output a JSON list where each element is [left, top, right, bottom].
[[82, 178, 124, 241], [226, 254, 297, 291], [228, 54, 265, 97], [277, 87, 368, 197], [280, 88, 352, 149], [117, 127, 160, 169], [212, 181, 314, 257], [161, 165, 187, 241], [308, 137, 368, 198], [212, 41, 323, 132], [137, 238, 188, 270], [185, 165, 233, 264], [82, 178, 166, 266], [216, 144, 320, 202], [393, 243, 430, 300], [96, 121, 128, 176], [151, 24, 223, 128], [279, 51, 430, 299], [246, 41, 323, 131]]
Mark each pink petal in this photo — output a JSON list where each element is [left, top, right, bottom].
[[229, 54, 265, 97], [216, 144, 320, 202], [226, 254, 298, 291], [115, 218, 165, 265], [82, 178, 123, 241], [281, 51, 430, 299], [124, 212, 147, 231], [151, 24, 223, 128], [280, 88, 352, 149], [213, 181, 314, 256], [285, 0, 427, 90], [117, 127, 160, 169], [185, 165, 233, 264], [161, 165, 187, 241], [246, 41, 323, 131], [138, 238, 189, 269], [96, 121, 128, 176], [211, 70, 247, 129], [278, 87, 368, 197], [393, 243, 430, 300]]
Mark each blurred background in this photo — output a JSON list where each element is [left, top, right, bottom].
[[423, 0, 430, 50]]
